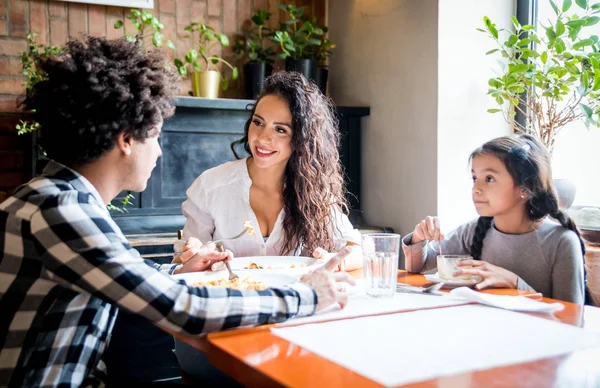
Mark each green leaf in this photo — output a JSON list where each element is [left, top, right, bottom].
[[546, 26, 556, 41], [518, 37, 531, 46], [565, 62, 580, 73], [591, 56, 599, 69], [541, 51, 548, 64], [573, 38, 595, 49], [152, 31, 163, 47], [216, 33, 229, 46], [580, 103, 593, 118], [174, 58, 184, 67], [114, 20, 124, 29], [585, 16, 600, 26], [550, 0, 559, 14], [522, 24, 535, 31], [166, 40, 175, 50], [221, 77, 229, 91], [576, 0, 588, 9], [593, 75, 600, 90], [592, 3, 600, 10], [249, 52, 258, 61], [566, 19, 587, 28], [486, 49, 499, 55], [563, 0, 573, 11], [487, 108, 502, 113], [511, 15, 520, 29], [131, 9, 141, 17], [556, 38, 566, 53], [507, 34, 518, 46], [489, 25, 499, 39], [192, 61, 202, 71], [556, 20, 565, 36], [178, 66, 187, 76], [232, 67, 239, 80], [125, 34, 136, 43]]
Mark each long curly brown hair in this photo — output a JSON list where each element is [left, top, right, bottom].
[[24, 36, 177, 167], [231, 71, 348, 255]]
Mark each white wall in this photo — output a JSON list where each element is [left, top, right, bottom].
[[328, 0, 513, 251], [328, 0, 439, 241], [437, 0, 514, 232]]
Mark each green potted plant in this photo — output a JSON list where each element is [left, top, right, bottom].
[[174, 22, 238, 99], [481, 0, 600, 208], [114, 9, 175, 51], [272, 3, 322, 82], [312, 25, 335, 95], [234, 9, 276, 99]]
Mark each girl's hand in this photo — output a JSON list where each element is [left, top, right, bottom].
[[412, 216, 444, 244], [453, 260, 519, 290]]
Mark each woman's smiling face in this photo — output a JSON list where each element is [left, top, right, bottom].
[[247, 94, 294, 170]]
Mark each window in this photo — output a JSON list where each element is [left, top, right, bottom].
[[535, 0, 600, 229]]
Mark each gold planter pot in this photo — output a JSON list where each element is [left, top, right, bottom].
[[191, 70, 221, 99]]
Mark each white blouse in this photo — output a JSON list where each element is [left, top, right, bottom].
[[180, 158, 361, 257]]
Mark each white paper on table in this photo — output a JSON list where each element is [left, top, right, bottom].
[[449, 287, 565, 313], [271, 304, 600, 387], [280, 291, 467, 326]]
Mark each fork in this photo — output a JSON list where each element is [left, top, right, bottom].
[[396, 282, 444, 295], [216, 242, 239, 281], [173, 225, 252, 260]]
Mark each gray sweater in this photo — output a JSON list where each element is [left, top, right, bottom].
[[402, 218, 585, 304]]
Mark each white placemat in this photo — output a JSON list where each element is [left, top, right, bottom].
[[279, 291, 468, 326], [271, 305, 600, 387]]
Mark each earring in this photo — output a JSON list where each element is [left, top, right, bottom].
[[521, 194, 526, 199]]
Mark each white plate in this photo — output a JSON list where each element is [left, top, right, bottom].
[[424, 272, 482, 289], [172, 270, 297, 288], [229, 256, 318, 271]]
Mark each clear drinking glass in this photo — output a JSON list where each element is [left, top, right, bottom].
[[362, 233, 401, 298]]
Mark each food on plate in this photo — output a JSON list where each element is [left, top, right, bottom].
[[244, 261, 308, 269], [193, 277, 267, 290]]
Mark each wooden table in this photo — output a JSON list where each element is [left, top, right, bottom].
[[176, 270, 600, 387]]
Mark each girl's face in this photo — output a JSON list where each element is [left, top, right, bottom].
[[471, 154, 526, 218], [248, 94, 293, 170]]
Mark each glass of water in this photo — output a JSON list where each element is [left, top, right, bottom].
[[362, 233, 401, 298]]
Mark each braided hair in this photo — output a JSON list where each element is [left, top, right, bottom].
[[468, 134, 586, 262]]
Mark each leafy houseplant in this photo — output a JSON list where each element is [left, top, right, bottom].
[[234, 9, 276, 99], [272, 3, 322, 82], [17, 32, 64, 135], [114, 9, 175, 51], [481, 0, 600, 153], [311, 24, 335, 95], [174, 22, 239, 98]]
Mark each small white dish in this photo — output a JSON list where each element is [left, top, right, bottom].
[[424, 272, 482, 289], [172, 270, 297, 288]]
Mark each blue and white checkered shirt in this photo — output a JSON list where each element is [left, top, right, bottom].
[[0, 161, 317, 387]]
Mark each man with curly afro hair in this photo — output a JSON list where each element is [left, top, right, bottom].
[[0, 36, 352, 387]]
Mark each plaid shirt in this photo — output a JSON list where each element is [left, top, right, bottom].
[[0, 161, 317, 387]]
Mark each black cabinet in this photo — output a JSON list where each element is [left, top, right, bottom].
[[111, 97, 370, 235]]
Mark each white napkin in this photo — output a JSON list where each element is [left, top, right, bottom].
[[449, 287, 565, 313]]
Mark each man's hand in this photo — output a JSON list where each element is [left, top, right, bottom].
[[173, 238, 232, 274], [301, 247, 356, 311]]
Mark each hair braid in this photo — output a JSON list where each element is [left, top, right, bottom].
[[469, 216, 493, 260]]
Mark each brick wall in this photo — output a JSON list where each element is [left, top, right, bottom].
[[0, 0, 325, 197], [0, 0, 326, 109]]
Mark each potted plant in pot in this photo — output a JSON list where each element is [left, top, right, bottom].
[[312, 25, 335, 95], [233, 9, 276, 99], [481, 0, 600, 208], [272, 3, 322, 83], [174, 22, 238, 99]]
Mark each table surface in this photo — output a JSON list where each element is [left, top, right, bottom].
[[173, 270, 600, 388]]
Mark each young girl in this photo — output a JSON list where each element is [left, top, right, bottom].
[[176, 71, 362, 271], [403, 134, 586, 304]]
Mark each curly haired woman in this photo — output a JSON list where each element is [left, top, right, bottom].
[[173, 71, 362, 384], [176, 71, 362, 270]]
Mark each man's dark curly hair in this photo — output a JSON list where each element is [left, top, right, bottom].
[[24, 36, 177, 167]]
